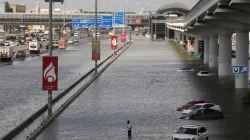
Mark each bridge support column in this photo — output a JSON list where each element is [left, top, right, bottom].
[[218, 34, 232, 76], [194, 36, 199, 56], [204, 37, 209, 64], [209, 36, 218, 68], [235, 30, 249, 89]]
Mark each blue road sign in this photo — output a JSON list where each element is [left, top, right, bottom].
[[232, 65, 248, 74], [72, 18, 103, 28], [102, 16, 113, 27], [113, 12, 126, 25]]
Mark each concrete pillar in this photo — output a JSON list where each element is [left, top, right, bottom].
[[235, 30, 249, 88], [218, 34, 232, 76], [194, 36, 199, 55], [204, 37, 209, 64], [209, 36, 218, 68]]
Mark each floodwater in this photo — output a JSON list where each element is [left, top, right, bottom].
[[37, 36, 250, 140], [0, 38, 118, 138]]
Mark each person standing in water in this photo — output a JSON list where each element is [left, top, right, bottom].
[[127, 120, 132, 137]]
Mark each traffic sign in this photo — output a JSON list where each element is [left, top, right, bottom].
[[111, 36, 118, 50], [43, 56, 58, 90], [102, 16, 113, 27], [232, 66, 248, 74], [113, 12, 126, 25], [92, 41, 100, 60]]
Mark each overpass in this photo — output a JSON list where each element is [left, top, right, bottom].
[[0, 13, 150, 26], [164, 0, 250, 89]]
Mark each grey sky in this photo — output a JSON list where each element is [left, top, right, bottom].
[[3, 0, 199, 12]]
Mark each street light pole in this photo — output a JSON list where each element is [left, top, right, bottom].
[[154, 16, 157, 42], [113, 1, 116, 35], [123, 0, 125, 32], [48, 0, 53, 117], [94, 0, 98, 73]]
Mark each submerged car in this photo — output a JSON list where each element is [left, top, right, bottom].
[[177, 67, 195, 72], [197, 71, 213, 76], [176, 100, 211, 111], [180, 108, 224, 120], [15, 50, 26, 59], [188, 103, 222, 112], [172, 125, 209, 140]]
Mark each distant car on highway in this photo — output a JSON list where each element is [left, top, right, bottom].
[[68, 39, 74, 44], [93, 33, 100, 38], [197, 71, 213, 76], [73, 38, 79, 43], [176, 100, 211, 111], [172, 125, 209, 140], [180, 108, 224, 120], [177, 67, 194, 72]]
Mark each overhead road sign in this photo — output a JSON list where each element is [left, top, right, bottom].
[[72, 18, 102, 28], [232, 65, 248, 74], [113, 12, 126, 25], [102, 16, 113, 27]]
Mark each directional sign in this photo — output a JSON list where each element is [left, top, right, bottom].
[[72, 18, 102, 28], [102, 16, 113, 27], [113, 12, 126, 25], [232, 66, 248, 74]]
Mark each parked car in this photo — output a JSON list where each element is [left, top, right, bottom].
[[93, 33, 100, 38], [182, 103, 222, 113], [176, 100, 212, 111], [180, 108, 224, 120], [172, 125, 209, 140]]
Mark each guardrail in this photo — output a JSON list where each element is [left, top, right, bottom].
[[0, 41, 131, 140]]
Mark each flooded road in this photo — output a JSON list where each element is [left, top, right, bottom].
[[27, 36, 250, 139], [0, 38, 120, 137]]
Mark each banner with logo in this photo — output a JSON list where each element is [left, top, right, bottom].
[[92, 41, 100, 60], [42, 56, 58, 91], [111, 36, 117, 50]]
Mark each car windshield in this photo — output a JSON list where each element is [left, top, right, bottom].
[[183, 101, 194, 107], [201, 72, 209, 74], [190, 105, 202, 110], [177, 127, 197, 135]]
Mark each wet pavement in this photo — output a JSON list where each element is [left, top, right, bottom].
[[0, 37, 120, 138], [36, 35, 250, 140]]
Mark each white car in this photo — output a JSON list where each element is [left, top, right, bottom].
[[4, 42, 10, 46], [182, 103, 222, 114], [67, 39, 74, 44], [197, 71, 213, 76], [172, 125, 209, 140], [177, 67, 195, 72], [41, 37, 47, 41], [93, 33, 100, 38]]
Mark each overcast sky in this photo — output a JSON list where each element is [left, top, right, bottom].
[[2, 0, 199, 12]]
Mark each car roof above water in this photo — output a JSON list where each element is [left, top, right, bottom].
[[182, 125, 203, 129]]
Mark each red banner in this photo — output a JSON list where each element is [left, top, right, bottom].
[[62, 28, 66, 37], [111, 36, 117, 50], [121, 32, 126, 43], [42, 56, 58, 91]]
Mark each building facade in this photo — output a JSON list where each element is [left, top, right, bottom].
[[10, 4, 26, 13]]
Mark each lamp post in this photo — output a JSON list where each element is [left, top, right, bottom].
[[94, 0, 98, 73], [113, 0, 120, 35]]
